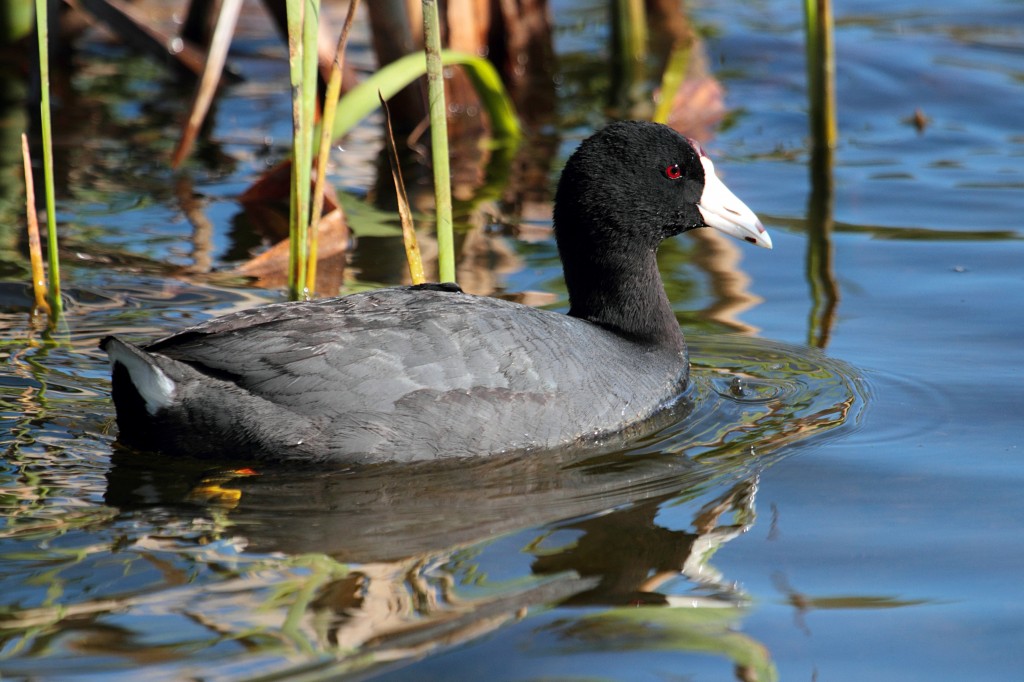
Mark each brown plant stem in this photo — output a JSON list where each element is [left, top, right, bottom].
[[21, 133, 50, 316]]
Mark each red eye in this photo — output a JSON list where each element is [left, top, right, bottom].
[[665, 164, 683, 180]]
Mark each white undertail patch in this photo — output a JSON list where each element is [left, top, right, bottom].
[[108, 343, 176, 415]]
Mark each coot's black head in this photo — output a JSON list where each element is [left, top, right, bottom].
[[553, 120, 771, 254], [552, 121, 770, 343]]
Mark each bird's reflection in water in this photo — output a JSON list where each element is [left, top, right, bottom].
[[532, 478, 756, 608], [106, 440, 767, 677]]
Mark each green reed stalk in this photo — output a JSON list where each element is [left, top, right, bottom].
[[610, 0, 648, 111], [285, 0, 319, 299], [615, 0, 647, 65], [804, 0, 837, 149], [422, 0, 455, 283], [33, 0, 61, 318], [804, 0, 840, 348]]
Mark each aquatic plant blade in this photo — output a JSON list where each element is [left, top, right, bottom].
[[20, 133, 50, 315], [331, 51, 521, 143], [652, 38, 692, 124], [380, 92, 425, 284]]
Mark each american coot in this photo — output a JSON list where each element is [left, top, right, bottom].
[[101, 121, 771, 463]]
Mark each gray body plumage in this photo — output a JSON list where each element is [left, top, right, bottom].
[[104, 286, 688, 463]]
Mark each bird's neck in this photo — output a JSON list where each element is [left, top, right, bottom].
[[563, 246, 685, 351]]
